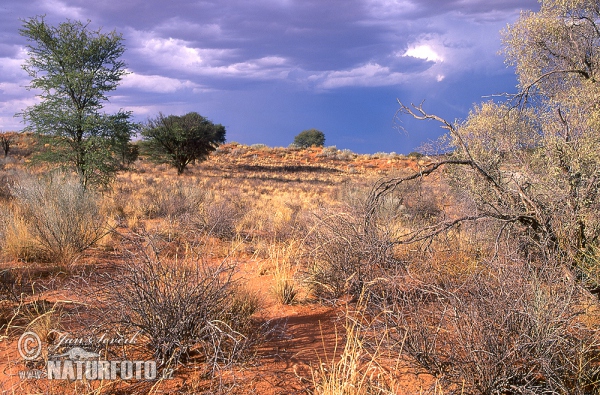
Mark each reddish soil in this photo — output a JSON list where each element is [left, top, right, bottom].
[[0, 143, 434, 394], [0, 261, 344, 394]]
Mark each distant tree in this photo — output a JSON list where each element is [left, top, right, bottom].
[[293, 129, 325, 148], [110, 115, 139, 168], [18, 17, 136, 187], [0, 132, 15, 157], [141, 112, 226, 174]]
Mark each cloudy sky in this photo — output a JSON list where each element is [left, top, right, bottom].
[[0, 0, 539, 153]]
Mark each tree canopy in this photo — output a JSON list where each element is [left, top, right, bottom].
[[18, 17, 135, 187], [141, 112, 226, 174], [293, 129, 325, 148]]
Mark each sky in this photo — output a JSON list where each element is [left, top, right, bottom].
[[0, 0, 540, 154]]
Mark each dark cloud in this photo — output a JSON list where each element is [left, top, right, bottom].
[[0, 0, 540, 152], [389, 0, 539, 20]]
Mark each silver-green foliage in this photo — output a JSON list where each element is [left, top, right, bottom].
[[18, 17, 136, 187]]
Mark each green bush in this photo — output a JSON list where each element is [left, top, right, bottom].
[[293, 129, 325, 148]]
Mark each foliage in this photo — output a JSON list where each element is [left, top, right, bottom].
[[304, 196, 400, 302], [368, 261, 600, 394], [293, 129, 325, 148], [373, 0, 600, 285], [105, 241, 260, 370], [361, 6, 600, 388], [273, 259, 298, 305], [18, 17, 136, 187], [111, 121, 139, 168], [141, 112, 226, 174], [312, 307, 398, 395]]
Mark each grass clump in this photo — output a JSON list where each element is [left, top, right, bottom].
[[311, 302, 398, 395], [3, 172, 109, 265]]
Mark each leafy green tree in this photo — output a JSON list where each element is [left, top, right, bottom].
[[141, 112, 226, 174], [18, 17, 135, 187], [293, 129, 325, 148]]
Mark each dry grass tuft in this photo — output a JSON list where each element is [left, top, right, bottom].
[[311, 302, 399, 395], [2, 172, 110, 265]]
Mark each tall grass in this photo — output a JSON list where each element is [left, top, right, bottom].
[[311, 301, 399, 395], [3, 173, 109, 265]]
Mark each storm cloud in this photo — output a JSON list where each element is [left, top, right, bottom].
[[0, 0, 539, 152]]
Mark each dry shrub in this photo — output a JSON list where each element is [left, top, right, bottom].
[[5, 173, 109, 265], [197, 193, 246, 240], [273, 259, 298, 305], [104, 239, 262, 373], [21, 299, 62, 344], [261, 239, 302, 304], [0, 269, 17, 302], [303, 197, 401, 302], [367, 261, 600, 394], [0, 172, 15, 202], [221, 284, 263, 336], [240, 196, 309, 242], [117, 179, 203, 222], [575, 245, 600, 294], [0, 267, 38, 303], [0, 208, 39, 261], [0, 269, 20, 332]]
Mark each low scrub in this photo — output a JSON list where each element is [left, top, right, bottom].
[[198, 195, 246, 240], [311, 305, 399, 395], [3, 173, 108, 265], [367, 261, 600, 394], [104, 239, 261, 372], [303, 200, 400, 302]]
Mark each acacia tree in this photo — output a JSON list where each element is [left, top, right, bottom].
[[293, 129, 325, 148], [141, 112, 226, 174], [18, 17, 135, 187], [370, 0, 600, 286]]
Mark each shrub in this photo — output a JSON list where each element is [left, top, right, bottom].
[[196, 192, 246, 240], [406, 151, 423, 158], [142, 181, 203, 221], [336, 149, 355, 161], [311, 309, 397, 395], [303, 201, 400, 302], [0, 172, 15, 202], [250, 143, 268, 149], [7, 173, 109, 264], [368, 262, 600, 394], [293, 129, 325, 148], [0, 209, 39, 262], [105, 241, 260, 371], [22, 299, 63, 344], [317, 146, 338, 158], [272, 260, 298, 305]]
